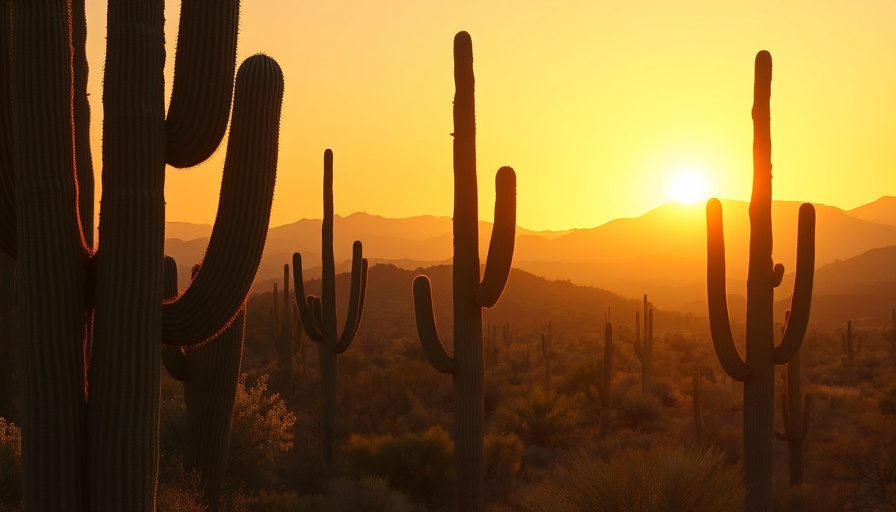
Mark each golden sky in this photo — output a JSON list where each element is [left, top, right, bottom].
[[85, 1, 896, 232]]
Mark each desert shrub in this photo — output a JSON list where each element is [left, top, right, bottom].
[[549, 446, 744, 512], [774, 483, 836, 512], [650, 379, 679, 408], [156, 455, 205, 512], [615, 391, 664, 432], [494, 387, 582, 449], [0, 418, 21, 511], [293, 477, 426, 512], [877, 382, 896, 416], [160, 373, 296, 493], [343, 426, 454, 507], [484, 432, 524, 479], [556, 361, 598, 398]]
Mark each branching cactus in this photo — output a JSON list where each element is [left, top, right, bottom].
[[775, 323, 812, 487], [706, 51, 815, 511], [293, 149, 369, 466], [272, 264, 298, 395], [0, 1, 282, 508], [841, 319, 861, 364], [162, 260, 244, 512], [597, 310, 614, 437], [412, 31, 516, 512], [633, 294, 654, 395], [541, 321, 552, 390]]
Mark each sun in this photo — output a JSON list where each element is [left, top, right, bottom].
[[667, 168, 710, 205]]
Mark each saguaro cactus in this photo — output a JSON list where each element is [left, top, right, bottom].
[[693, 372, 704, 442], [775, 343, 812, 486], [706, 51, 815, 511], [841, 319, 861, 364], [541, 321, 552, 390], [272, 264, 299, 395], [0, 1, 283, 508], [633, 294, 654, 395], [412, 31, 516, 512], [597, 310, 614, 437], [163, 260, 245, 511], [0, 254, 16, 423], [293, 149, 369, 466]]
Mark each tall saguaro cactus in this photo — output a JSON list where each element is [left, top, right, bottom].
[[597, 310, 614, 437], [775, 347, 812, 487], [163, 260, 245, 512], [412, 31, 516, 512], [0, 1, 283, 509], [633, 294, 654, 395], [541, 321, 552, 390], [293, 149, 369, 466], [706, 51, 815, 511], [841, 319, 861, 364], [273, 264, 299, 395]]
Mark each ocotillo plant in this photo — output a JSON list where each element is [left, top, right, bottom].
[[293, 149, 369, 466], [706, 51, 815, 511], [163, 260, 245, 512], [412, 31, 516, 512], [0, 2, 282, 508], [272, 264, 299, 395], [775, 327, 812, 487], [597, 309, 614, 437], [693, 372, 704, 442], [541, 321, 552, 390], [633, 294, 654, 395], [841, 319, 861, 364]]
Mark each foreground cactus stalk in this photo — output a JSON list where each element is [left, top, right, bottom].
[[412, 31, 516, 512], [1, 1, 282, 508], [706, 51, 815, 511]]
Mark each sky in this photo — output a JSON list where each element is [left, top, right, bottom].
[[84, 1, 896, 232]]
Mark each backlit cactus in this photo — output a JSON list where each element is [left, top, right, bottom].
[[0, 1, 282, 508], [597, 310, 614, 437], [841, 319, 861, 364], [272, 263, 300, 395], [706, 51, 815, 511], [633, 294, 654, 395], [412, 31, 516, 512], [293, 149, 369, 466], [775, 314, 812, 487], [541, 321, 552, 390]]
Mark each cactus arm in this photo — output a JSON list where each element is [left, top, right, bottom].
[[291, 252, 324, 343], [334, 242, 368, 354], [476, 166, 516, 308], [706, 198, 753, 381], [310, 296, 324, 336], [165, 0, 238, 167], [413, 275, 457, 374], [72, 0, 93, 249], [774, 203, 815, 364], [772, 263, 784, 287], [163, 56, 282, 346]]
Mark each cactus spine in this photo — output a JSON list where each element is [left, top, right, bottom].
[[412, 31, 516, 512], [597, 310, 614, 437], [706, 51, 815, 511], [633, 294, 654, 395], [162, 260, 245, 511], [1, 1, 282, 508], [841, 319, 861, 364], [294, 149, 369, 466]]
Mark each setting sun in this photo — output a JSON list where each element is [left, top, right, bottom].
[[667, 169, 710, 205]]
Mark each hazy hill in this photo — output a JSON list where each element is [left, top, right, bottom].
[[166, 197, 896, 311], [845, 196, 896, 227]]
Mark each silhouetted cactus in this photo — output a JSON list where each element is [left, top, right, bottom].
[[163, 260, 245, 512], [706, 51, 815, 511], [0, 2, 282, 508], [597, 310, 614, 437], [272, 264, 300, 395], [0, 254, 15, 423], [693, 372, 704, 442], [541, 321, 552, 390], [633, 294, 654, 395], [294, 149, 369, 466], [841, 319, 861, 364], [412, 31, 516, 512], [775, 327, 812, 487]]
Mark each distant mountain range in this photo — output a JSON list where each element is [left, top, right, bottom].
[[165, 196, 896, 327]]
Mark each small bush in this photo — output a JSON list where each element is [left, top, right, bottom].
[[484, 433, 524, 479], [615, 392, 664, 432], [494, 387, 582, 449]]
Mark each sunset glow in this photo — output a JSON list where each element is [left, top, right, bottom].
[[667, 169, 710, 205]]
